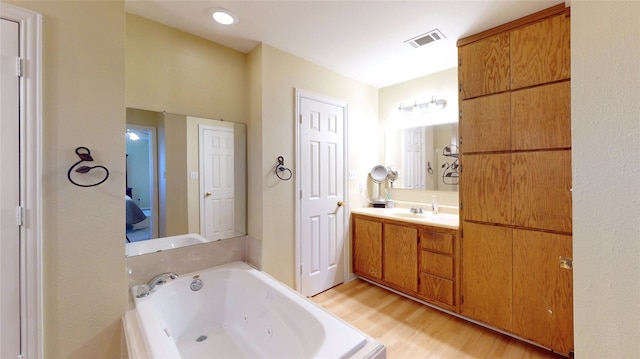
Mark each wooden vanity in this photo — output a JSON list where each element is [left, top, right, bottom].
[[351, 209, 460, 313]]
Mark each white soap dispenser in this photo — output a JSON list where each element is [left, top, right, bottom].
[[432, 195, 439, 214]]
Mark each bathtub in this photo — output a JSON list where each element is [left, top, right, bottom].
[[125, 261, 385, 359], [126, 233, 208, 257]]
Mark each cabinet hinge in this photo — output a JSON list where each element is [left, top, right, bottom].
[[461, 295, 464, 304], [460, 229, 463, 238], [458, 83, 462, 93], [459, 135, 463, 145], [459, 110, 462, 121], [458, 57, 462, 67], [460, 202, 463, 211], [16, 206, 24, 226], [16, 57, 24, 77]]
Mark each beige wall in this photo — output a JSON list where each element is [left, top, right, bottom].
[[572, 1, 640, 357], [125, 13, 247, 123], [6, 1, 127, 358], [249, 44, 379, 286]]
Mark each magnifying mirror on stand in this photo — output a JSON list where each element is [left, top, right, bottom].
[[370, 165, 388, 208]]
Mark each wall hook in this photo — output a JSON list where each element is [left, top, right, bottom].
[[275, 156, 292, 180], [67, 146, 110, 187]]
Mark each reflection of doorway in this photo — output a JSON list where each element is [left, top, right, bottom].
[[126, 125, 158, 241], [199, 125, 235, 241]]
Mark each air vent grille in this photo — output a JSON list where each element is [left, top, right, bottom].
[[405, 29, 446, 48]]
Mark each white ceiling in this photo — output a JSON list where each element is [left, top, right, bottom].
[[125, 0, 565, 88]]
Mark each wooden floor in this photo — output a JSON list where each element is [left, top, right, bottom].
[[310, 279, 566, 359]]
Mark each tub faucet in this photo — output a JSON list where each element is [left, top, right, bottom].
[[148, 272, 179, 291], [135, 272, 179, 298]]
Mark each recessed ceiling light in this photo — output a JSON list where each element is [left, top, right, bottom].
[[212, 8, 237, 25]]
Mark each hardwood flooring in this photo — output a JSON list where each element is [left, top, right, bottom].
[[310, 279, 566, 359]]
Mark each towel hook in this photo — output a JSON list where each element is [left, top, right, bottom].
[[275, 156, 292, 181], [67, 146, 110, 187]]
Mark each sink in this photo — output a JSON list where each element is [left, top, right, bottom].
[[390, 212, 432, 219]]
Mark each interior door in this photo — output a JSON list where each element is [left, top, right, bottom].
[[0, 16, 22, 359], [200, 125, 235, 241], [298, 92, 347, 297]]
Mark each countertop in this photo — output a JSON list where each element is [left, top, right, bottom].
[[351, 207, 460, 230]]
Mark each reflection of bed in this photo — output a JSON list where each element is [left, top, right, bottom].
[[126, 195, 149, 230]]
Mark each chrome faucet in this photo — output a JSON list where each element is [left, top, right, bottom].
[[135, 272, 179, 298], [410, 206, 423, 214]]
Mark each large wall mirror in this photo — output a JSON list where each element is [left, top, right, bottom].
[[125, 108, 247, 256], [384, 123, 458, 192]]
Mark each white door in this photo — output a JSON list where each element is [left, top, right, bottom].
[[200, 125, 235, 241], [0, 17, 22, 359], [297, 91, 347, 297]]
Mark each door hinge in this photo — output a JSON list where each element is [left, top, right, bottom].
[[16, 206, 24, 226], [299, 189, 303, 200], [16, 57, 24, 77], [300, 264, 303, 275]]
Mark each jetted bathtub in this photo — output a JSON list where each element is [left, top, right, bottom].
[[125, 261, 386, 359]]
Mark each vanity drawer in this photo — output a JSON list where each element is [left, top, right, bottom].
[[420, 231, 455, 254], [420, 273, 454, 306], [421, 251, 454, 279]]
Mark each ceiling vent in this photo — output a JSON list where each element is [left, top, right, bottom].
[[405, 29, 446, 48]]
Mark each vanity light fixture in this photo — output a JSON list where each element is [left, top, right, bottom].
[[398, 100, 418, 115], [419, 96, 447, 112], [212, 8, 238, 25], [398, 96, 446, 116]]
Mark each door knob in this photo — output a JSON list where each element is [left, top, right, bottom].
[[337, 201, 345, 207], [205, 192, 212, 197]]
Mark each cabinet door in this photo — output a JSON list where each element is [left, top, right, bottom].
[[461, 222, 512, 331], [513, 229, 573, 354], [460, 92, 511, 153], [352, 217, 383, 279], [511, 81, 571, 151], [461, 153, 512, 225], [383, 223, 418, 292], [510, 14, 570, 89], [512, 150, 572, 233], [459, 33, 510, 99]]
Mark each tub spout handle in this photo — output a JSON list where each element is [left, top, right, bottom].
[[147, 272, 179, 292]]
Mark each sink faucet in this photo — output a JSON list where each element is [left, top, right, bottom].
[[135, 272, 179, 298], [410, 206, 423, 214]]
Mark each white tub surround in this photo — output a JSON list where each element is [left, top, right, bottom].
[[124, 261, 385, 359], [351, 207, 459, 229]]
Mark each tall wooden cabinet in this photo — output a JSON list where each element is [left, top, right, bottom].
[[458, 4, 573, 355]]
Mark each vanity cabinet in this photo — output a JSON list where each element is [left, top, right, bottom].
[[352, 216, 383, 280], [383, 223, 418, 292], [458, 4, 573, 355], [351, 213, 460, 313], [418, 229, 458, 311]]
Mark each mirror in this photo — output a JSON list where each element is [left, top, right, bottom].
[[384, 123, 459, 192], [125, 108, 247, 256]]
